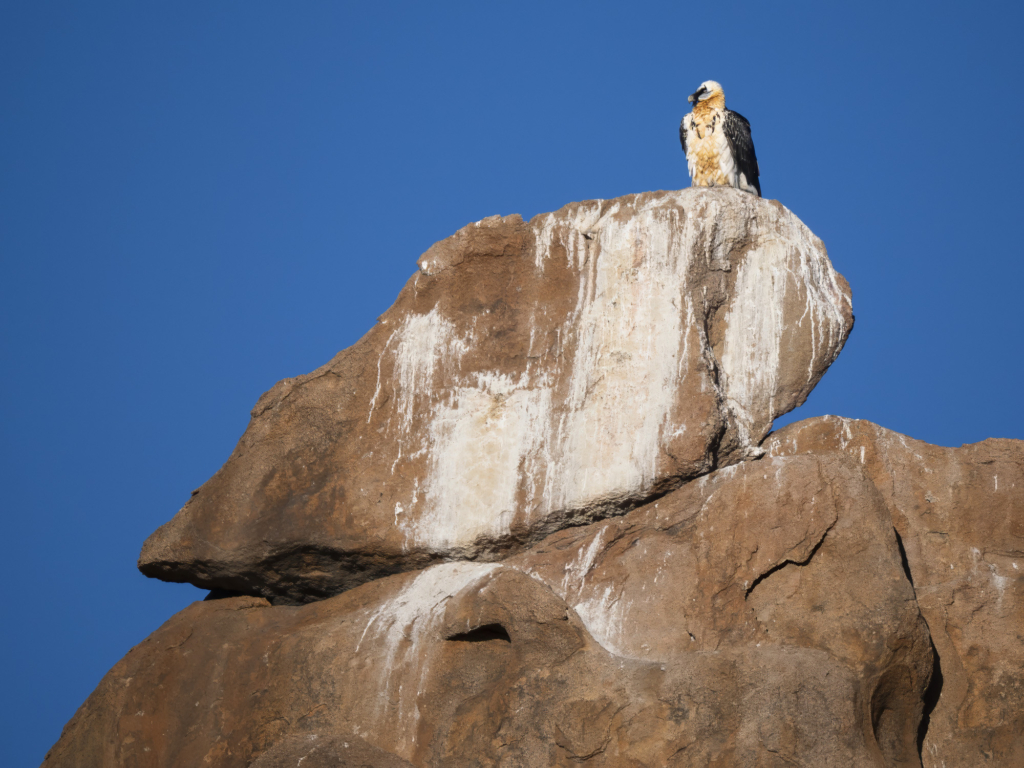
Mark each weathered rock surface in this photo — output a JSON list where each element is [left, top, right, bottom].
[[765, 416, 1024, 767], [511, 454, 933, 708], [47, 185, 1023, 767], [47, 452, 934, 768], [249, 734, 416, 768], [139, 187, 853, 603]]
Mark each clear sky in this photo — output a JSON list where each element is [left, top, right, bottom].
[[2, 2, 1022, 764]]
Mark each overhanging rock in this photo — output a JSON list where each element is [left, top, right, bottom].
[[139, 187, 853, 602]]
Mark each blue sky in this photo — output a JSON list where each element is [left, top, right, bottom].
[[3, 2, 1022, 764]]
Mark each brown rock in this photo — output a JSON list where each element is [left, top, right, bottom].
[[139, 188, 853, 603], [48, 453, 928, 767], [765, 416, 1024, 766], [511, 451, 934, 765], [249, 733, 416, 768]]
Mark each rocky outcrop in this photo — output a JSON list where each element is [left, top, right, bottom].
[[46, 452, 936, 768], [765, 417, 1024, 767], [139, 188, 852, 603], [44, 188, 1024, 767]]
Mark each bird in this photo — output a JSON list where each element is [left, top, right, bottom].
[[680, 81, 760, 197]]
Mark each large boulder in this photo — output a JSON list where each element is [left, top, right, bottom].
[[765, 417, 1024, 767], [46, 452, 930, 768], [139, 188, 853, 603]]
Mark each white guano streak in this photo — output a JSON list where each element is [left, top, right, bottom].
[[417, 373, 553, 549], [390, 198, 692, 551], [718, 240, 785, 447], [574, 584, 632, 657], [532, 202, 603, 270], [385, 193, 848, 551], [718, 212, 848, 448], [547, 202, 689, 512], [386, 310, 555, 551], [356, 562, 499, 759], [555, 527, 641, 657], [391, 309, 469, 436]]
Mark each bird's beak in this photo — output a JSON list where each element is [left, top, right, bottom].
[[688, 92, 697, 104]]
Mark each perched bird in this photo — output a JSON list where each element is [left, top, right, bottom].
[[680, 81, 760, 196]]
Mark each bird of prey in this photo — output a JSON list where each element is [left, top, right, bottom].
[[680, 80, 760, 196]]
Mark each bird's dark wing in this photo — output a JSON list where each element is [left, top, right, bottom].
[[723, 110, 760, 196], [679, 118, 688, 156]]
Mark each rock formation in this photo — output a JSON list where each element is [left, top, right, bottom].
[[765, 418, 1024, 765], [44, 188, 1023, 767], [138, 188, 852, 603]]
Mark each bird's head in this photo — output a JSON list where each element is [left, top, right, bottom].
[[688, 81, 725, 108]]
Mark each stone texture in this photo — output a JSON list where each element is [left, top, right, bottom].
[[765, 417, 1024, 767], [249, 733, 416, 768], [511, 453, 930, 680], [47, 452, 932, 768], [511, 451, 934, 766], [139, 187, 852, 603], [43, 179, 1024, 767]]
